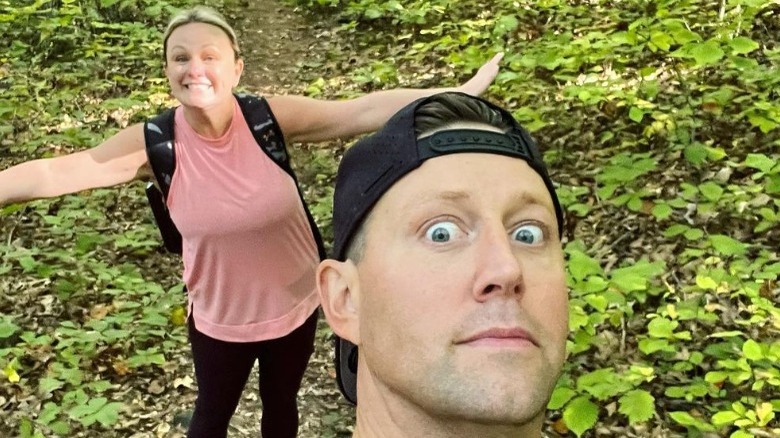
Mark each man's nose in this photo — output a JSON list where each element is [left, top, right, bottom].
[[472, 225, 524, 300]]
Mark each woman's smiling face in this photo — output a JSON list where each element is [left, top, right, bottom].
[[164, 22, 243, 109]]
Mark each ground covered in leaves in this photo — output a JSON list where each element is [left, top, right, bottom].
[[0, 0, 354, 437], [1, 0, 779, 437]]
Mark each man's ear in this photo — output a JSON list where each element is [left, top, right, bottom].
[[316, 259, 360, 345]]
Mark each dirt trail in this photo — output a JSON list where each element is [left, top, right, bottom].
[[226, 0, 321, 96]]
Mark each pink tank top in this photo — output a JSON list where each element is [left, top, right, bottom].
[[166, 101, 320, 342]]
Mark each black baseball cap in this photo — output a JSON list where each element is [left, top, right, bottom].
[[330, 91, 564, 404]]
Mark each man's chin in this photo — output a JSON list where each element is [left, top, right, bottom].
[[417, 376, 551, 423]]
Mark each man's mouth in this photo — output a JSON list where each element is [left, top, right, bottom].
[[456, 327, 539, 348]]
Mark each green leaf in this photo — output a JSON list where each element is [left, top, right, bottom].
[[93, 402, 123, 426], [696, 275, 719, 290], [38, 378, 65, 395], [756, 402, 774, 426], [669, 411, 698, 426], [690, 41, 725, 65], [577, 368, 633, 399], [568, 250, 603, 280], [618, 389, 656, 424], [585, 294, 608, 312], [648, 317, 677, 339], [684, 228, 705, 240], [610, 273, 647, 292], [629, 106, 644, 123], [664, 224, 690, 237], [18, 418, 33, 438], [50, 421, 71, 435], [698, 182, 724, 201], [569, 305, 590, 330], [711, 410, 742, 426], [580, 276, 609, 293], [670, 28, 701, 44], [493, 15, 519, 36], [651, 203, 673, 220], [709, 235, 748, 256], [639, 338, 673, 355], [744, 153, 776, 173], [747, 113, 778, 133], [563, 396, 599, 437], [548, 386, 577, 410], [767, 175, 780, 194], [0, 318, 20, 338], [742, 339, 763, 361], [68, 397, 107, 420], [363, 6, 383, 19], [37, 402, 60, 425], [729, 37, 759, 55], [650, 31, 673, 51]]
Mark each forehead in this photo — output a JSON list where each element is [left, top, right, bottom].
[[167, 22, 232, 48], [372, 153, 554, 217]]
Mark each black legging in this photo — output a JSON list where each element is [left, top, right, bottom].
[[186, 310, 318, 438]]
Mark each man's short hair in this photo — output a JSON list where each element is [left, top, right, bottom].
[[343, 93, 515, 263], [330, 91, 564, 404]]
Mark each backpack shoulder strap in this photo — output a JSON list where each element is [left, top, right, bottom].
[[234, 93, 327, 260], [234, 93, 291, 170], [143, 107, 177, 199], [143, 107, 182, 254]]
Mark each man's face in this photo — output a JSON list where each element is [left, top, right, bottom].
[[354, 152, 568, 426]]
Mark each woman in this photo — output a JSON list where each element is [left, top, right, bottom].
[[0, 6, 501, 438]]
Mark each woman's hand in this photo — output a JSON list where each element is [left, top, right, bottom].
[[456, 52, 504, 96]]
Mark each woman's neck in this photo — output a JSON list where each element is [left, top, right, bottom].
[[181, 97, 235, 138]]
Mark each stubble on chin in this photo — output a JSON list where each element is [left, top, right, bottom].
[[402, 351, 559, 427]]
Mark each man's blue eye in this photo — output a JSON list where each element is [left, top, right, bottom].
[[512, 224, 544, 245], [425, 221, 459, 243]]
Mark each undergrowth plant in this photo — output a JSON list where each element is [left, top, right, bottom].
[[0, 0, 206, 435], [1, 0, 778, 436]]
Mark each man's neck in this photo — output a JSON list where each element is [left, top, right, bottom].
[[352, 387, 544, 438], [352, 413, 542, 438]]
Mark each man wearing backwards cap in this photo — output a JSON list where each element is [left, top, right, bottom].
[[316, 91, 568, 437]]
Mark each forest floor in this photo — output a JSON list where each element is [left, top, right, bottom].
[[3, 0, 779, 437]]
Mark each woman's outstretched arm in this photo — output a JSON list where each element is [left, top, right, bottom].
[[0, 123, 149, 207], [269, 53, 503, 144]]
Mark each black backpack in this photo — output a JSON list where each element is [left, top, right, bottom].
[[142, 93, 326, 260]]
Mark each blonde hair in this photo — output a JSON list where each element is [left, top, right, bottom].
[[162, 6, 241, 62]]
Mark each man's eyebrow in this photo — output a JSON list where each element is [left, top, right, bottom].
[[406, 190, 471, 208], [407, 190, 553, 208], [511, 192, 552, 209]]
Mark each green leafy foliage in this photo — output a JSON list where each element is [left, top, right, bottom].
[[2, 0, 779, 435], [0, 0, 202, 435], [286, 0, 779, 436], [618, 389, 656, 424], [562, 396, 599, 437]]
